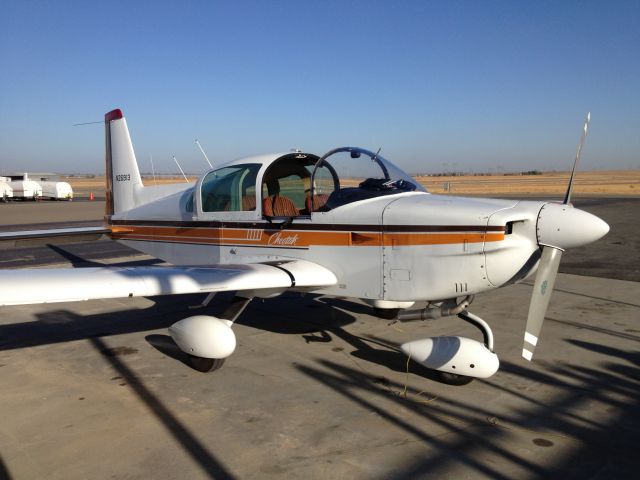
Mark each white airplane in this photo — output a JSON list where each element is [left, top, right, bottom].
[[0, 109, 609, 384]]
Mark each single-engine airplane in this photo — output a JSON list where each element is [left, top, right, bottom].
[[0, 109, 609, 384]]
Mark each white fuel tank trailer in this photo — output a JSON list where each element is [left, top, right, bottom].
[[6, 173, 73, 200], [0, 177, 13, 202], [39, 180, 73, 200], [7, 173, 42, 200]]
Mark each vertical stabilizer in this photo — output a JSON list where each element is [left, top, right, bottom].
[[104, 109, 144, 218]]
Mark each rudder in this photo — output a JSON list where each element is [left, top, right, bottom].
[[104, 109, 144, 218]]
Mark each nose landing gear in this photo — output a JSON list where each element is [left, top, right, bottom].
[[399, 303, 499, 385]]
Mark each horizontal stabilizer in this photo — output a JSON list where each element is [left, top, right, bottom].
[[0, 226, 110, 241]]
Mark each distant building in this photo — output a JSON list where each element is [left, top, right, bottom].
[[7, 172, 61, 182]]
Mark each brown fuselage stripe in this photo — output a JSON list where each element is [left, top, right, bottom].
[[109, 219, 505, 233], [109, 224, 504, 248]]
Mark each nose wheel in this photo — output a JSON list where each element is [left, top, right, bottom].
[[373, 307, 401, 320], [400, 309, 499, 384], [436, 371, 474, 386]]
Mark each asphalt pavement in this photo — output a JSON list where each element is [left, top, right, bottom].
[[0, 197, 638, 479]]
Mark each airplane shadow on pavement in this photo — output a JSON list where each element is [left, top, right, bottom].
[[1, 290, 638, 479], [296, 339, 640, 479]]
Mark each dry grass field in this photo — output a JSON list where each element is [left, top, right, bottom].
[[63, 176, 197, 197], [415, 170, 640, 196], [63, 170, 640, 197], [64, 176, 196, 189]]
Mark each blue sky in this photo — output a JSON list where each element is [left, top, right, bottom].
[[1, 0, 638, 174]]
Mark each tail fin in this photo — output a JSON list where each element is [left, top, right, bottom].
[[104, 109, 144, 218]]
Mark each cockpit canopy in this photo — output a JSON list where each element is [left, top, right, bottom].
[[201, 163, 261, 212], [198, 147, 425, 217]]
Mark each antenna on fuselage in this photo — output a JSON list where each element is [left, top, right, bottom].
[[149, 153, 157, 186], [72, 120, 102, 126], [195, 139, 213, 169], [172, 155, 189, 183]]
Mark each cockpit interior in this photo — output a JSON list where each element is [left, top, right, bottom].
[[199, 147, 424, 218]]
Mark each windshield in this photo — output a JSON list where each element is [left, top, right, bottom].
[[309, 147, 425, 212]]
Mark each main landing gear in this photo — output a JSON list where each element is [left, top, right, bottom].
[[170, 294, 253, 373], [188, 356, 226, 373]]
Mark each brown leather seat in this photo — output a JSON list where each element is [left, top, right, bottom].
[[262, 195, 298, 216], [241, 195, 256, 211], [223, 195, 257, 211], [305, 193, 329, 212]]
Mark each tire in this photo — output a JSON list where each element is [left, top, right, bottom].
[[373, 307, 401, 320], [187, 355, 226, 373], [436, 371, 474, 386]]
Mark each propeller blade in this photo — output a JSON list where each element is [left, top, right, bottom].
[[563, 112, 591, 205], [523, 246, 563, 361]]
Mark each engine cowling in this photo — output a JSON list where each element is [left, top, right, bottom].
[[169, 315, 236, 359], [401, 336, 499, 378]]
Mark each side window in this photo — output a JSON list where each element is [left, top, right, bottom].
[[260, 153, 322, 217], [262, 162, 310, 217], [274, 174, 306, 209], [201, 164, 260, 212]]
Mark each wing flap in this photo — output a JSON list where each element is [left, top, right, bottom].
[[0, 260, 336, 306]]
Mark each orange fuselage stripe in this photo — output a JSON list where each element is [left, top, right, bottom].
[[109, 225, 504, 247]]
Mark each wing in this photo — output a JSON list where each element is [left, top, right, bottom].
[[0, 259, 337, 306]]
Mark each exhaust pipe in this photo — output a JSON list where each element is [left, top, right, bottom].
[[397, 295, 474, 322]]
